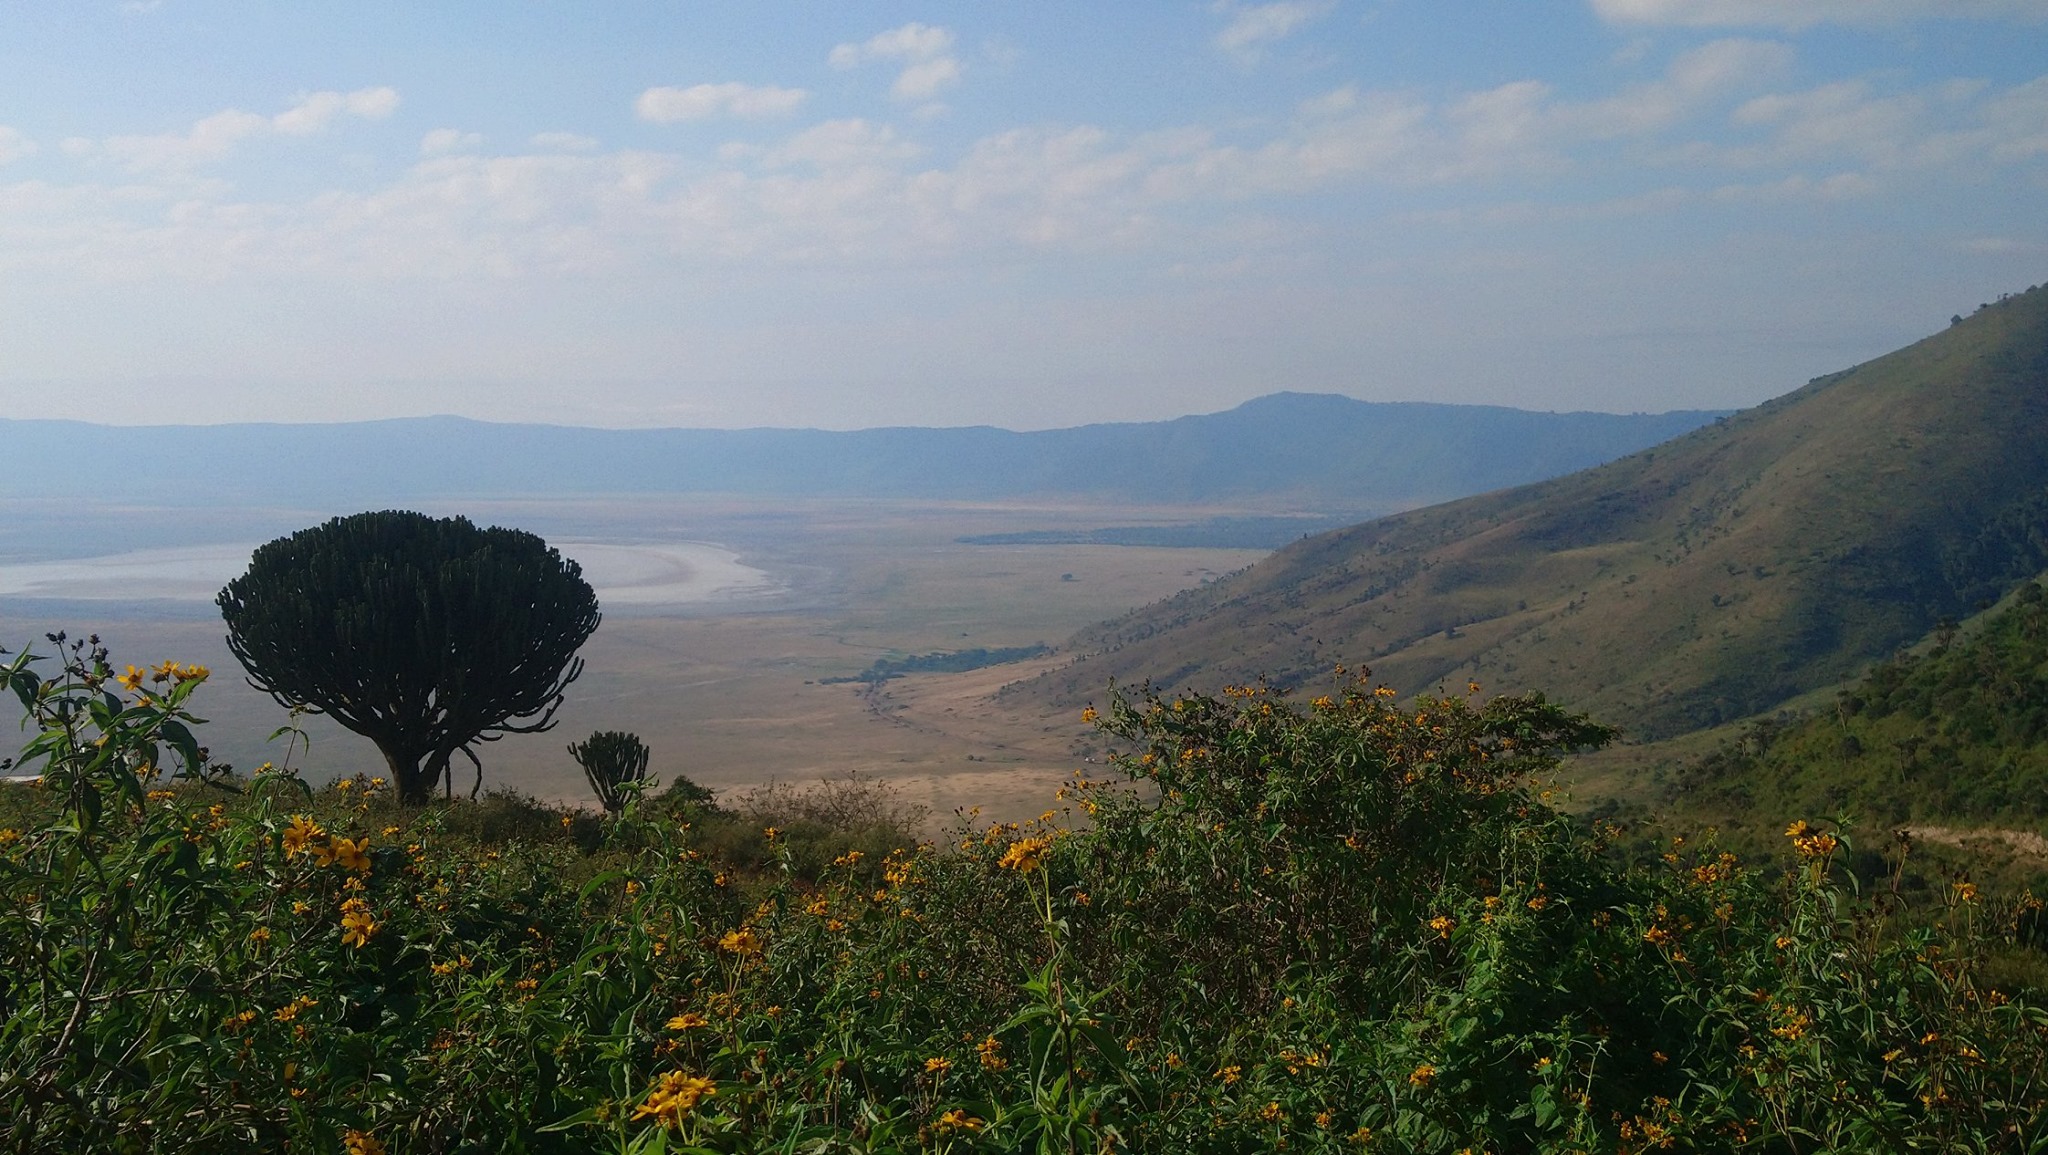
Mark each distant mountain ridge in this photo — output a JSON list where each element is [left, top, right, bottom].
[[1, 394, 1725, 511], [1020, 285, 2048, 741]]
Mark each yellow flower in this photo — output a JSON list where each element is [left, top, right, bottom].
[[1429, 915, 1456, 939], [1408, 1063, 1436, 1087], [273, 996, 318, 1022], [1081, 706, 1099, 724], [340, 906, 379, 948], [718, 928, 763, 956], [998, 835, 1054, 872], [1772, 1011, 1811, 1041], [282, 815, 324, 858], [1954, 880, 1979, 903], [633, 1071, 716, 1128], [936, 1108, 985, 1134], [329, 836, 372, 873], [248, 927, 271, 945], [0, 829, 19, 848], [342, 1129, 386, 1155], [667, 1012, 710, 1031], [978, 1036, 1008, 1071], [924, 1056, 952, 1074], [1794, 830, 1839, 859], [1216, 1064, 1241, 1085], [1260, 1101, 1285, 1122], [116, 665, 146, 692]]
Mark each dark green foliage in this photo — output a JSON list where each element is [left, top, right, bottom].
[[8, 641, 2048, 1152], [568, 730, 652, 815], [217, 511, 601, 805], [1674, 579, 2048, 824], [820, 645, 1052, 685], [956, 514, 1357, 549]]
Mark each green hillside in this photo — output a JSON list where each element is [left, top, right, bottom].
[[1672, 577, 2048, 826], [1021, 284, 2048, 740]]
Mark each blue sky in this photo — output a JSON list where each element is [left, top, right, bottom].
[[1, 1, 2043, 430]]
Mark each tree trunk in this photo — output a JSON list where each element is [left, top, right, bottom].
[[381, 745, 432, 806]]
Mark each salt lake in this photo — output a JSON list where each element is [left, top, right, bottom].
[[0, 541, 780, 608]]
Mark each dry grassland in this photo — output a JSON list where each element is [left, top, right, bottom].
[[2, 496, 1269, 824]]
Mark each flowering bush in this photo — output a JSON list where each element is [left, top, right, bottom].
[[2, 641, 2045, 1152]]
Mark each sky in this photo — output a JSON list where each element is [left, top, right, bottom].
[[1, 1, 2044, 431]]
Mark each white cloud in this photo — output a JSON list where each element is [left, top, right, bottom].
[[1213, 1, 1337, 60], [91, 88, 399, 172], [1709, 171, 1877, 201], [831, 23, 955, 67], [531, 131, 600, 152], [0, 126, 36, 165], [829, 23, 963, 103], [420, 128, 482, 155], [1568, 37, 1794, 136], [891, 58, 963, 102], [760, 119, 920, 170], [8, 65, 2044, 292], [1591, 0, 2048, 28], [636, 82, 809, 123], [99, 109, 268, 171], [1660, 71, 2048, 174], [273, 87, 400, 134]]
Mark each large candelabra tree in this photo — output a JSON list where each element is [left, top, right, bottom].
[[218, 510, 602, 804]]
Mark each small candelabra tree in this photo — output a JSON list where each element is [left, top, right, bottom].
[[569, 730, 652, 815]]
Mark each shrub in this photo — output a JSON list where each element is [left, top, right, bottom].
[[4, 643, 2046, 1153]]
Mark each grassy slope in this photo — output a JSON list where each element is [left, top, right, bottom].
[[1020, 285, 2048, 741], [1670, 576, 2048, 828]]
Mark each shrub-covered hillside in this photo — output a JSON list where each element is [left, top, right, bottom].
[[4, 639, 2047, 1152], [1673, 578, 2048, 826]]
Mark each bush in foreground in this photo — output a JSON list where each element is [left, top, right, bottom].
[[2, 639, 2045, 1152]]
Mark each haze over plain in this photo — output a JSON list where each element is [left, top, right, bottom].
[[3, 0, 2045, 430]]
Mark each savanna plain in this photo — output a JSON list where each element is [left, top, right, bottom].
[[0, 494, 1267, 819]]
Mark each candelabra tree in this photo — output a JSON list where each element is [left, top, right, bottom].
[[218, 510, 602, 804]]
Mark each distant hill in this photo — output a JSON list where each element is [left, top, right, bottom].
[[0, 395, 1723, 512], [1670, 577, 2048, 826], [1020, 285, 2048, 741]]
